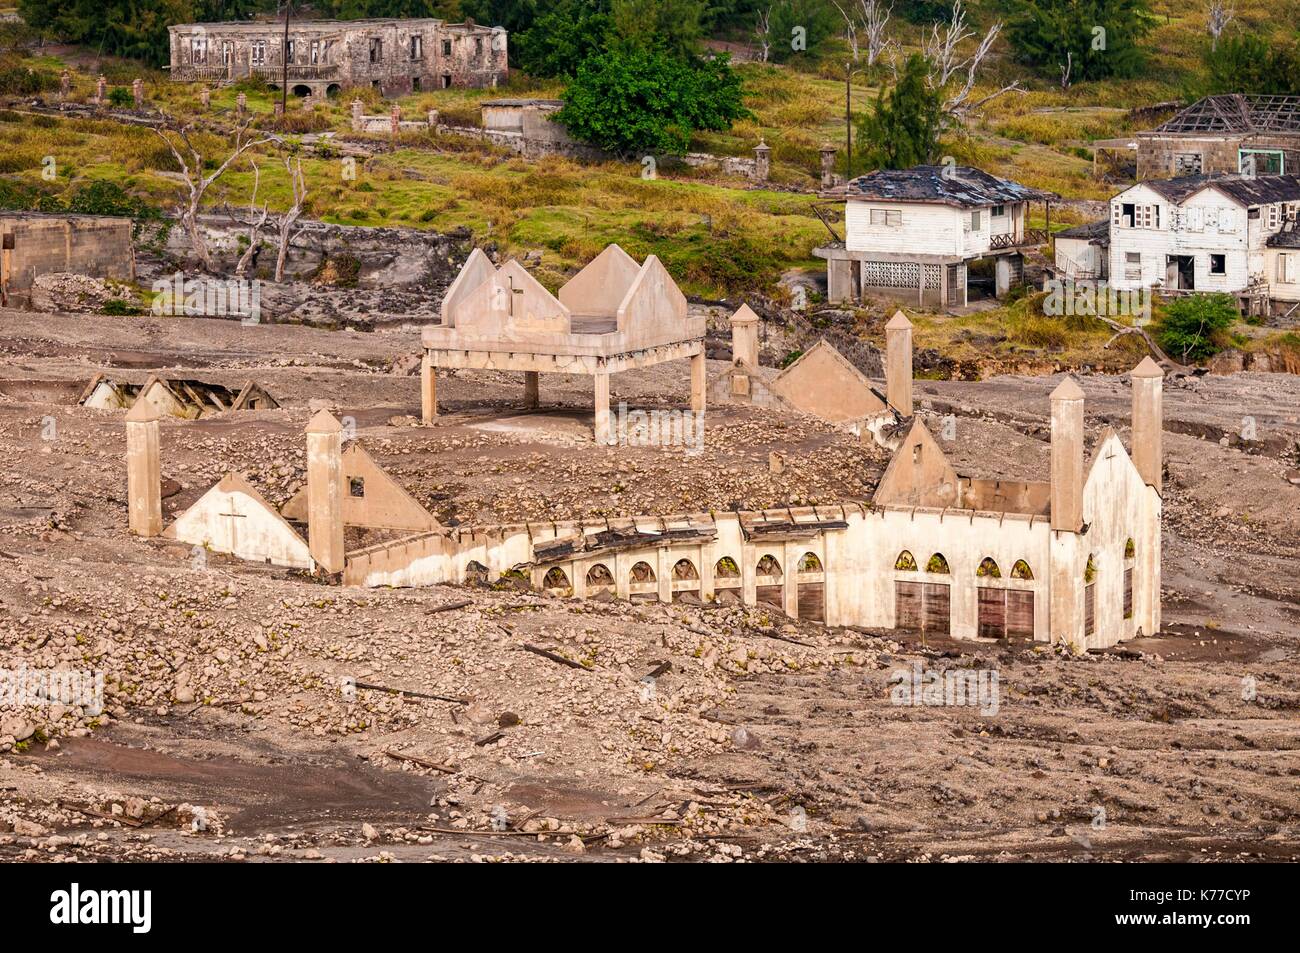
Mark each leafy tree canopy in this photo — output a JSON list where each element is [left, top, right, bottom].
[[855, 53, 944, 171], [1204, 33, 1300, 96], [1003, 0, 1156, 83], [1157, 293, 1237, 364], [554, 47, 750, 155]]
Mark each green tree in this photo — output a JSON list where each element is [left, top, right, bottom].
[[554, 47, 750, 155], [607, 0, 707, 60], [1204, 34, 1300, 96], [856, 53, 943, 170], [1003, 0, 1156, 83], [514, 0, 609, 78], [20, 0, 194, 68], [767, 0, 840, 64], [1157, 293, 1237, 363]]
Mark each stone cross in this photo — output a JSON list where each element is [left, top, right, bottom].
[[59, 70, 71, 100], [220, 499, 246, 551]]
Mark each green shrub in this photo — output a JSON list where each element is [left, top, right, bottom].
[[107, 87, 134, 108], [1156, 293, 1237, 363]]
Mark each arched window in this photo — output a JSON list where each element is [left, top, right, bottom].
[[714, 556, 740, 578], [1011, 559, 1034, 580], [630, 560, 656, 583], [976, 557, 1001, 578], [798, 552, 823, 572], [586, 563, 614, 586], [756, 554, 783, 578], [926, 553, 950, 574], [895, 550, 917, 571], [542, 567, 571, 593], [1124, 537, 1135, 560], [672, 558, 698, 580]]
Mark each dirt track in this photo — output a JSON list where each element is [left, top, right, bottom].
[[0, 307, 1297, 862]]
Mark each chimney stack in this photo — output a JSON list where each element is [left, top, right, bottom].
[[885, 310, 913, 416], [1050, 377, 1086, 532], [125, 400, 162, 537], [305, 410, 346, 574], [730, 304, 760, 367], [1130, 357, 1163, 491]]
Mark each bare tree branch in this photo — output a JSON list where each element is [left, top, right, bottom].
[[270, 155, 308, 283], [753, 7, 773, 64], [922, 1, 1021, 122], [1207, 0, 1235, 51]]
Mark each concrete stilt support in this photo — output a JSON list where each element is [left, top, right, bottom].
[[125, 401, 162, 537], [524, 371, 540, 410], [594, 370, 611, 445], [1050, 377, 1085, 533], [305, 410, 346, 574], [1131, 356, 1164, 492], [885, 310, 914, 417], [690, 351, 706, 415], [421, 353, 437, 423]]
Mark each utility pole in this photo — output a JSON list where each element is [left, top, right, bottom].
[[845, 63, 854, 182], [281, 0, 293, 115]]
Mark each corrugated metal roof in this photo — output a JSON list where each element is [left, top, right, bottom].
[[846, 166, 1055, 207], [1142, 173, 1300, 206]]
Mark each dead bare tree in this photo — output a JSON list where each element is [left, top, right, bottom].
[[270, 155, 309, 283], [858, 0, 893, 68], [831, 1, 860, 62], [1207, 0, 1235, 51], [228, 160, 269, 278], [754, 7, 773, 63], [153, 118, 277, 272], [1060, 51, 1072, 90], [922, 1, 1021, 121]]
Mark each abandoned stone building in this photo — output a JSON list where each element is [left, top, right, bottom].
[[815, 166, 1056, 309], [0, 213, 135, 308], [125, 303, 1164, 649], [421, 245, 707, 442], [167, 17, 508, 97], [1136, 95, 1300, 180]]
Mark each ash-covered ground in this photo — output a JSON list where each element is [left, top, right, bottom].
[[0, 307, 1297, 863]]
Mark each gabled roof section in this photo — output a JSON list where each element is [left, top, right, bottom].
[[557, 243, 641, 317], [1151, 94, 1300, 135], [282, 443, 440, 532], [873, 419, 961, 508], [1141, 173, 1300, 207], [1055, 220, 1110, 244], [440, 247, 497, 327], [846, 165, 1056, 207], [770, 338, 887, 422], [616, 254, 688, 347], [164, 472, 313, 570]]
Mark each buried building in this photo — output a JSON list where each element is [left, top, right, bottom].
[[420, 245, 707, 442], [125, 320, 1163, 650]]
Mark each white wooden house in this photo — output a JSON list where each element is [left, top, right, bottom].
[[1102, 173, 1300, 312], [815, 166, 1056, 309]]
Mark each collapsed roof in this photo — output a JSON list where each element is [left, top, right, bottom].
[[1139, 173, 1300, 206], [845, 166, 1056, 208], [1150, 95, 1300, 136]]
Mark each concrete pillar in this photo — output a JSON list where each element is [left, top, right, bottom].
[[753, 141, 771, 181], [200, 86, 210, 109], [699, 543, 715, 602], [524, 371, 539, 409], [273, 100, 284, 118], [125, 401, 162, 537], [1050, 377, 1085, 533], [782, 541, 799, 619], [420, 353, 437, 423], [730, 304, 760, 367], [995, 257, 1012, 297], [132, 78, 144, 109], [60, 70, 71, 100], [351, 98, 364, 131], [885, 310, 913, 416], [305, 409, 345, 574], [819, 145, 837, 190], [236, 92, 247, 118], [390, 104, 401, 137], [1130, 356, 1163, 492], [690, 351, 706, 415], [427, 108, 439, 128], [657, 547, 672, 603], [95, 75, 107, 105], [594, 370, 611, 445]]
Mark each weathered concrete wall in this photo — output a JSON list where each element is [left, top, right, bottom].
[[769, 340, 885, 422], [1137, 133, 1300, 180], [0, 215, 134, 305], [165, 473, 313, 570]]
